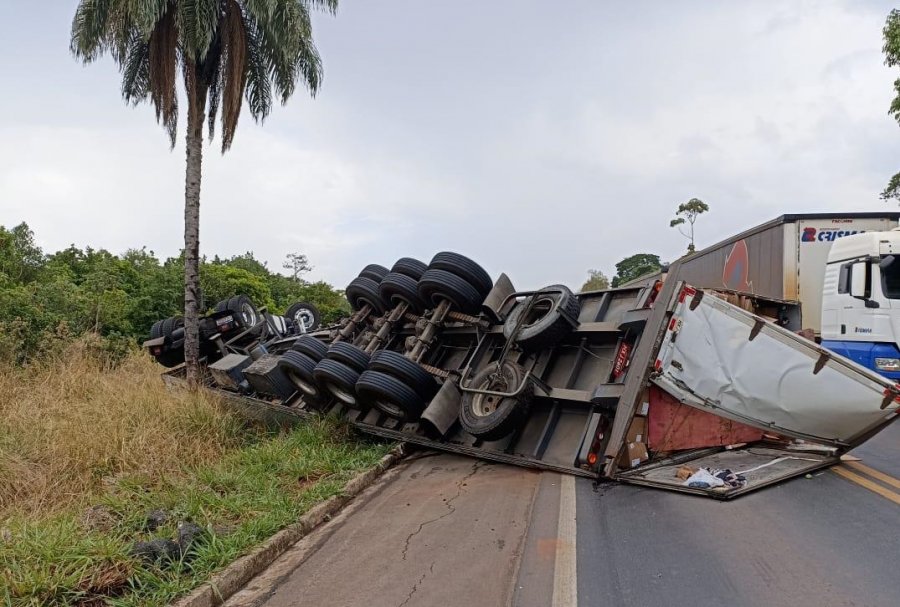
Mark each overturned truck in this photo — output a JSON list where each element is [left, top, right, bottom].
[[152, 253, 900, 499]]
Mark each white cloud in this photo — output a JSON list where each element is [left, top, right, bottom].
[[3, 0, 900, 293]]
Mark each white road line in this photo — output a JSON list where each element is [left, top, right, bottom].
[[551, 474, 578, 607]]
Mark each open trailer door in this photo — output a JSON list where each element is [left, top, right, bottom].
[[617, 285, 900, 498]]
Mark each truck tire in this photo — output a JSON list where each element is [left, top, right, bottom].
[[459, 361, 533, 441], [391, 257, 428, 281], [278, 351, 323, 400], [379, 272, 426, 314], [150, 319, 163, 339], [369, 350, 437, 399], [417, 269, 483, 314], [502, 285, 580, 351], [326, 342, 371, 372], [359, 264, 390, 283], [291, 335, 328, 361], [356, 370, 425, 421], [160, 316, 183, 341], [313, 359, 362, 408], [346, 276, 387, 314], [215, 295, 259, 329], [429, 252, 493, 298], [286, 301, 321, 332]]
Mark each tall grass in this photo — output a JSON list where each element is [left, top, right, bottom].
[[0, 340, 391, 606], [0, 338, 247, 518]]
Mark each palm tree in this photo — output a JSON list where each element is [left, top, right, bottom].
[[70, 0, 335, 384]]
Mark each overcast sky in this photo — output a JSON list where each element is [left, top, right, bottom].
[[2, 1, 900, 290]]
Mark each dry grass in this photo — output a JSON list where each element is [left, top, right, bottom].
[[0, 338, 391, 606], [0, 338, 246, 518]]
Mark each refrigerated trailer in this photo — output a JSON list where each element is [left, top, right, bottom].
[[156, 252, 900, 499]]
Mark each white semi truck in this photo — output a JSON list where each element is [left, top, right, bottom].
[[644, 213, 900, 379]]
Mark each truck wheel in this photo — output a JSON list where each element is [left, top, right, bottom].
[[429, 252, 493, 298], [391, 257, 428, 281], [215, 295, 259, 329], [379, 272, 426, 314], [502, 285, 580, 351], [160, 316, 183, 340], [359, 264, 390, 283], [417, 269, 483, 314], [326, 342, 371, 372], [278, 351, 323, 400], [460, 361, 533, 441], [291, 335, 328, 361], [356, 370, 425, 421], [369, 350, 437, 399], [150, 319, 163, 339], [346, 276, 387, 314], [313, 359, 362, 408], [286, 302, 321, 332]]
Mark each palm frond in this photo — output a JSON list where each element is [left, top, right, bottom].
[[177, 0, 221, 60], [207, 50, 223, 141], [220, 0, 248, 150], [243, 0, 275, 22], [126, 0, 169, 36], [149, 4, 179, 146], [244, 20, 273, 121], [71, 0, 118, 61], [121, 32, 151, 103], [303, 0, 337, 16]]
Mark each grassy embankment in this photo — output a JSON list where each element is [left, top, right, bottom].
[[0, 340, 390, 606]]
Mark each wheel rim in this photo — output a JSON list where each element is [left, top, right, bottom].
[[294, 308, 313, 330], [471, 371, 511, 417], [327, 382, 357, 406], [471, 393, 502, 417], [374, 399, 406, 419], [286, 370, 318, 397], [241, 302, 257, 326]]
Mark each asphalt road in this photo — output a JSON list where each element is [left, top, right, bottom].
[[224, 422, 900, 607]]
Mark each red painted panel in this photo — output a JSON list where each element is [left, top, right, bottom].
[[648, 386, 765, 451]]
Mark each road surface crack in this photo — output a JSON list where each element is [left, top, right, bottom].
[[400, 461, 484, 561], [398, 562, 434, 607]]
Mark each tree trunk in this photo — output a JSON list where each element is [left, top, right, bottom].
[[183, 75, 207, 386]]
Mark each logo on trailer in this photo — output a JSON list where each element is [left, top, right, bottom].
[[801, 227, 864, 243], [722, 239, 752, 291]]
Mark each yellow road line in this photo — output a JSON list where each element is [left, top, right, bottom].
[[832, 466, 900, 506], [843, 461, 900, 491]]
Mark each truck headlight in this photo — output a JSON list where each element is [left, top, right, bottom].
[[875, 358, 900, 371]]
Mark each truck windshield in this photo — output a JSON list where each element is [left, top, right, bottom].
[[883, 262, 900, 299]]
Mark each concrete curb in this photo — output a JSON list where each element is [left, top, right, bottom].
[[171, 445, 406, 607]]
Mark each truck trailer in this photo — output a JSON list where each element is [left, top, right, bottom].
[[631, 213, 900, 378], [153, 251, 900, 499]]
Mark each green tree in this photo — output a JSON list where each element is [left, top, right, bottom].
[[580, 269, 610, 292], [670, 198, 709, 253], [883, 10, 900, 203], [218, 251, 270, 277], [71, 0, 337, 384], [283, 252, 313, 281], [611, 253, 662, 287], [201, 264, 274, 310], [0, 223, 44, 284]]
